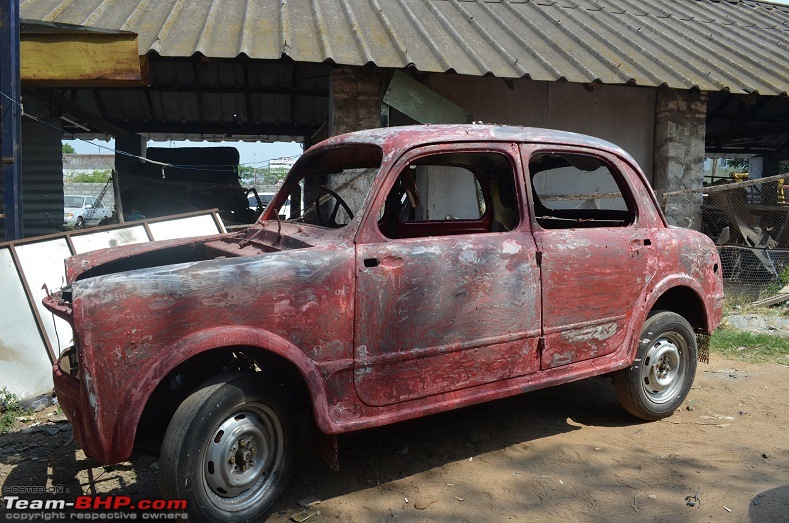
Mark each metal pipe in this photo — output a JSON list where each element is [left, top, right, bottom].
[[1, 0, 23, 240]]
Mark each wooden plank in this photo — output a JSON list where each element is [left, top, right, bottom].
[[751, 293, 789, 308], [751, 284, 789, 307], [21, 33, 146, 86], [383, 70, 471, 124]]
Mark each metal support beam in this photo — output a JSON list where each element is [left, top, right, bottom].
[[1, 0, 23, 240]]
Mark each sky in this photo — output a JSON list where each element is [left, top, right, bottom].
[[65, 138, 304, 167]]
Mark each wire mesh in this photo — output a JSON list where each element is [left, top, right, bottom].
[[664, 171, 789, 290]]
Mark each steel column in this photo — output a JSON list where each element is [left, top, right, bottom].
[[1, 0, 23, 240]]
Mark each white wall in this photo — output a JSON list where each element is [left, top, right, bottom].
[[426, 75, 656, 182]]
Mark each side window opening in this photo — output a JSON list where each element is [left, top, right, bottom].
[[380, 151, 519, 239], [529, 152, 635, 229]]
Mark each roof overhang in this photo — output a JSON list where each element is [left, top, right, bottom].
[[20, 20, 148, 87]]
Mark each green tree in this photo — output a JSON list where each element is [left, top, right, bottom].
[[726, 159, 789, 174], [238, 165, 289, 186], [725, 158, 748, 171], [68, 170, 112, 183], [62, 143, 75, 154]]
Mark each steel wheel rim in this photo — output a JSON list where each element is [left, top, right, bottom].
[[640, 332, 687, 404], [203, 405, 284, 512]]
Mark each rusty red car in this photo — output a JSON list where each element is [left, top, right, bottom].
[[45, 125, 724, 522]]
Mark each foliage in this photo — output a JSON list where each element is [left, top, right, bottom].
[[68, 170, 112, 183], [780, 266, 789, 286], [725, 158, 749, 171], [238, 165, 289, 186], [0, 387, 30, 434], [62, 143, 75, 154], [710, 327, 789, 364], [724, 158, 789, 174]]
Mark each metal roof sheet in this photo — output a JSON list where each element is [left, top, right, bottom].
[[21, 0, 789, 95]]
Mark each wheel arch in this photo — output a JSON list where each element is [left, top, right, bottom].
[[650, 286, 708, 332], [114, 327, 333, 458], [644, 277, 712, 334]]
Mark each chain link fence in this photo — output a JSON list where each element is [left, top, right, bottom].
[[663, 171, 789, 295]]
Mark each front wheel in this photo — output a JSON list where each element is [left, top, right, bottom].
[[159, 373, 296, 522], [614, 311, 698, 421]]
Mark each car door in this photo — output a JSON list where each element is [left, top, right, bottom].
[[353, 144, 542, 407], [521, 145, 652, 369], [83, 197, 97, 224]]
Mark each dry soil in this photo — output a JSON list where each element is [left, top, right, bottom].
[[1, 355, 787, 522]]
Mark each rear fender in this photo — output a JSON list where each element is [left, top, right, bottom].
[[645, 275, 718, 332]]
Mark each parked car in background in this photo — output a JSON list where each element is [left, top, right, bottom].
[[248, 191, 291, 218], [45, 125, 724, 522], [247, 192, 274, 212], [63, 195, 113, 228]]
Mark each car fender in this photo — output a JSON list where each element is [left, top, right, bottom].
[[639, 273, 715, 335], [109, 325, 333, 458]]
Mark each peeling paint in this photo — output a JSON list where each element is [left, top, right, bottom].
[[564, 322, 618, 343], [502, 240, 522, 254]]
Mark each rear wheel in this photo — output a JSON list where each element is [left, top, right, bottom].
[[159, 373, 296, 522], [614, 311, 697, 420], [75, 216, 85, 229]]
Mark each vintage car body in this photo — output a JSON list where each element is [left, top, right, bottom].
[[45, 125, 723, 522]]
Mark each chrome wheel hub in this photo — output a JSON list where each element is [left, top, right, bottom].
[[203, 407, 283, 511], [640, 334, 687, 404]]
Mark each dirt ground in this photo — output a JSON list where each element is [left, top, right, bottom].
[[1, 354, 787, 522]]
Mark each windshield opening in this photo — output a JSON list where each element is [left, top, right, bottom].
[[64, 196, 84, 207], [277, 145, 382, 228]]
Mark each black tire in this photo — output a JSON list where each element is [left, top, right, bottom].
[[614, 311, 697, 421], [159, 373, 296, 522], [75, 216, 85, 229]]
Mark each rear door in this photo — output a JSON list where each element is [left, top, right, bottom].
[[522, 145, 652, 369]]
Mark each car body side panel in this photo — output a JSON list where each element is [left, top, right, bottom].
[[354, 233, 542, 406], [536, 227, 652, 368], [66, 246, 356, 463], [646, 228, 725, 333]]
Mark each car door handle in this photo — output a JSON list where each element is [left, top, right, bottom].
[[631, 238, 652, 247], [363, 256, 404, 269]]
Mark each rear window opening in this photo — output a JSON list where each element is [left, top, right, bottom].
[[529, 152, 635, 229]]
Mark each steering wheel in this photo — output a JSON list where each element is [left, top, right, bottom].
[[313, 186, 354, 227]]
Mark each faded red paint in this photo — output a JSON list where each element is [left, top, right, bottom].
[[44, 125, 724, 465]]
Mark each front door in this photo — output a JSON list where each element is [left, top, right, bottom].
[[353, 146, 542, 407]]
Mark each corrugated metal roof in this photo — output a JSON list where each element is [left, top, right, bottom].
[[21, 0, 789, 95]]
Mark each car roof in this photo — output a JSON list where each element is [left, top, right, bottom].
[[321, 124, 630, 159]]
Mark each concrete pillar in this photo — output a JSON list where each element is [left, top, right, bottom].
[[748, 156, 780, 180], [652, 88, 707, 230], [114, 134, 147, 175], [329, 66, 385, 137]]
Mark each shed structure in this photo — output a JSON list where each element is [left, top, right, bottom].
[[3, 0, 788, 238]]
